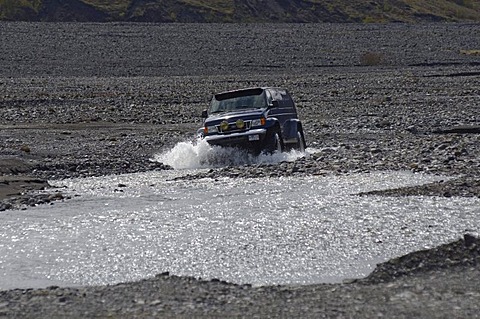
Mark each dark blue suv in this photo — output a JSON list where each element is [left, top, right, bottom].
[[200, 87, 306, 154]]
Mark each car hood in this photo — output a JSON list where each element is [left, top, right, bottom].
[[205, 109, 266, 124]]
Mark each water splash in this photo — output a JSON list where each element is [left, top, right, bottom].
[[154, 138, 308, 169]]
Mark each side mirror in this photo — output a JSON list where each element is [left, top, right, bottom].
[[272, 100, 279, 108], [201, 109, 208, 118]]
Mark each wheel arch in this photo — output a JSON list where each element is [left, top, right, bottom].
[[282, 119, 302, 143]]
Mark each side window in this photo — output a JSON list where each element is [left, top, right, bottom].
[[274, 90, 294, 110], [281, 92, 294, 108], [269, 89, 296, 112], [265, 90, 273, 106], [270, 89, 283, 105]]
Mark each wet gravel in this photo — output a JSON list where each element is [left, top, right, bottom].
[[0, 22, 479, 317]]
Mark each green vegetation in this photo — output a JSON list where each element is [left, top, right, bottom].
[[82, 0, 130, 18], [181, 0, 235, 15], [405, 0, 480, 21], [0, 0, 479, 22], [0, 0, 41, 20], [309, 0, 480, 22]]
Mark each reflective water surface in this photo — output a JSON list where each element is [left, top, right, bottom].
[[1, 169, 479, 290]]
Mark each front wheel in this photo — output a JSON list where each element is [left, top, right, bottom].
[[264, 128, 284, 154], [296, 130, 306, 152]]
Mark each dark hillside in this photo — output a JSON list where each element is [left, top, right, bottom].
[[39, 0, 110, 22], [0, 0, 479, 22]]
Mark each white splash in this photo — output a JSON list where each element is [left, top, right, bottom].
[[154, 138, 308, 169]]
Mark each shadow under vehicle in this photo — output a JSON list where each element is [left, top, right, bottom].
[[199, 87, 306, 155]]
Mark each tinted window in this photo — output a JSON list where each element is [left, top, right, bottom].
[[215, 88, 264, 101], [269, 89, 294, 108], [209, 89, 267, 114]]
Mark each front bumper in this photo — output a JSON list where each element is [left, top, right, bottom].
[[204, 128, 267, 148]]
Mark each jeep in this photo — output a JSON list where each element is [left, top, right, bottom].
[[199, 87, 306, 154]]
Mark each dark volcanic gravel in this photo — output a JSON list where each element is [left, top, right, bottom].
[[0, 22, 479, 318]]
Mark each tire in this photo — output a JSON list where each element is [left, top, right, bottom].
[[264, 128, 284, 154], [296, 130, 306, 152]]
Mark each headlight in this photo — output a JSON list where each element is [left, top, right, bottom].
[[251, 117, 266, 127], [204, 125, 218, 134], [220, 120, 229, 131], [236, 119, 245, 129]]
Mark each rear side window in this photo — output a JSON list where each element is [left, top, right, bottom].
[[269, 89, 294, 108]]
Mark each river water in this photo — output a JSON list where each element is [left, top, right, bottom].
[[1, 143, 479, 290]]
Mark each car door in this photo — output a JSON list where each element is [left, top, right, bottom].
[[267, 89, 301, 142]]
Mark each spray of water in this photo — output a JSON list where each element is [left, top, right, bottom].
[[155, 138, 308, 169]]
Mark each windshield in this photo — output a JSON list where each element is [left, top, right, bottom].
[[209, 89, 267, 114]]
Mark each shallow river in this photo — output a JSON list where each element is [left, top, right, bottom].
[[1, 144, 479, 290]]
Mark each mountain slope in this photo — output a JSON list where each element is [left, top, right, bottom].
[[0, 0, 479, 22]]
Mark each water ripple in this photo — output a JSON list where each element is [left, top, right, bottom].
[[0, 171, 478, 290]]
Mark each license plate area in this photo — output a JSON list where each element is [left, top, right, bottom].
[[248, 134, 260, 141]]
